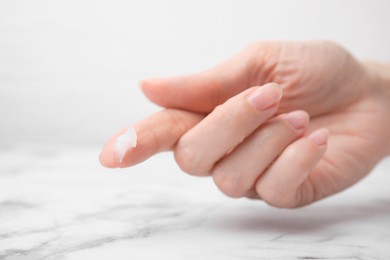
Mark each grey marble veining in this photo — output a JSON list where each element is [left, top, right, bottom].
[[1, 144, 390, 260]]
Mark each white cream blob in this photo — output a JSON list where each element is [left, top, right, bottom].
[[115, 127, 137, 163]]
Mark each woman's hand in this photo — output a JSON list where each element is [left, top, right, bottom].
[[100, 41, 390, 208]]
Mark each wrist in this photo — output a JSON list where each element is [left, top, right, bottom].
[[363, 61, 390, 155]]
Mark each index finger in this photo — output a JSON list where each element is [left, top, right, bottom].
[[99, 109, 204, 168]]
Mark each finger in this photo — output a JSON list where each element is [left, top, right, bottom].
[[99, 109, 204, 168], [255, 128, 329, 208], [212, 110, 309, 198], [174, 83, 282, 176], [140, 45, 260, 113]]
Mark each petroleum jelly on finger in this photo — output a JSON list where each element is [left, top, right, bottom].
[[115, 127, 137, 163]]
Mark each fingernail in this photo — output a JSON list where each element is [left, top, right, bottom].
[[282, 111, 309, 130], [308, 128, 329, 147], [247, 83, 283, 111], [115, 127, 138, 163]]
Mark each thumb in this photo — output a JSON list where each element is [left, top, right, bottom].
[[140, 46, 260, 113]]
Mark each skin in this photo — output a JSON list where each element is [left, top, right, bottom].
[[100, 41, 390, 208]]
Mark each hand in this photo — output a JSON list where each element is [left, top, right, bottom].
[[100, 41, 390, 208]]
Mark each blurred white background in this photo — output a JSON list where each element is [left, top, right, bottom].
[[1, 0, 389, 146]]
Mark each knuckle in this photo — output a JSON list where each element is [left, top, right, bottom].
[[243, 42, 259, 53], [257, 186, 279, 206], [283, 144, 308, 167], [174, 142, 204, 176], [321, 40, 342, 50], [244, 41, 268, 53], [212, 170, 244, 198], [213, 104, 231, 124], [258, 187, 298, 209], [312, 40, 349, 58], [166, 109, 190, 134], [174, 146, 196, 175]]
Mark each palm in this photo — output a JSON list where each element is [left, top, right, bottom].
[[252, 42, 385, 201], [299, 98, 384, 202]]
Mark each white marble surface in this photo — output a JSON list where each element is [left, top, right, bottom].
[[1, 144, 390, 260]]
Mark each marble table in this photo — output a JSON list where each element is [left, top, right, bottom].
[[1, 144, 390, 260]]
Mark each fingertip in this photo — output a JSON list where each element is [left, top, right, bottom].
[[246, 83, 283, 111], [98, 127, 140, 169], [281, 110, 310, 132], [307, 128, 329, 147], [139, 78, 154, 97], [99, 146, 118, 169], [139, 78, 158, 92], [138, 79, 147, 93], [266, 82, 283, 98], [139, 78, 170, 108]]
